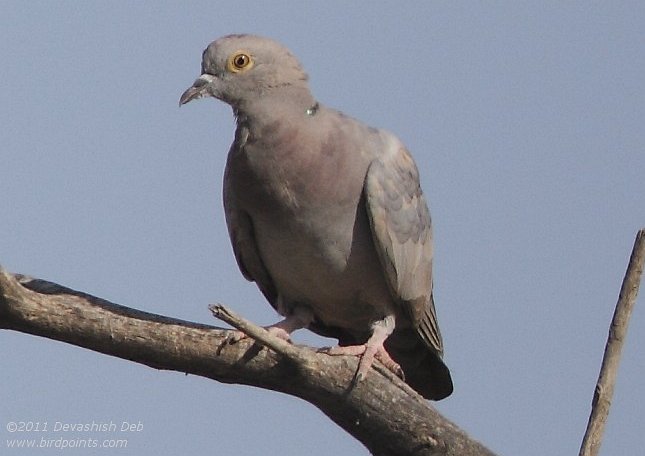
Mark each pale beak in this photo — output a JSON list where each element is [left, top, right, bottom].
[[179, 74, 216, 106]]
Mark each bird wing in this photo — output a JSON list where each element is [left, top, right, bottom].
[[223, 162, 278, 308], [363, 144, 444, 355]]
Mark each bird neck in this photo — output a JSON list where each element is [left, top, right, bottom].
[[233, 86, 318, 125]]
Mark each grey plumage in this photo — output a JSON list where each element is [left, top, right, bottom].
[[180, 34, 452, 400]]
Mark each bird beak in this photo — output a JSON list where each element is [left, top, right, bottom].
[[179, 73, 216, 106]]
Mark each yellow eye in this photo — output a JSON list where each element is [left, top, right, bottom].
[[227, 51, 253, 73]]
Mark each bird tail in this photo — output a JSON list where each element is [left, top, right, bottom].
[[385, 329, 453, 400]]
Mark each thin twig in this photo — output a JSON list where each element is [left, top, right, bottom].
[[579, 229, 645, 456], [208, 303, 309, 363]]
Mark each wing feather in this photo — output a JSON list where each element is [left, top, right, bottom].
[[364, 146, 444, 354]]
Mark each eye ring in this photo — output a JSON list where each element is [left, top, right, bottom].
[[227, 51, 254, 73]]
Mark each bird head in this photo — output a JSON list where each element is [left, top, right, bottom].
[[179, 34, 310, 109]]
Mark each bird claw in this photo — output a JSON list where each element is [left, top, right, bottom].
[[225, 330, 247, 345], [375, 350, 405, 380], [322, 343, 404, 381]]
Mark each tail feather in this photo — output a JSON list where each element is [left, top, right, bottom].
[[385, 329, 453, 400]]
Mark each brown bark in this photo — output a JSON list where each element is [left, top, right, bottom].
[[0, 269, 495, 456]]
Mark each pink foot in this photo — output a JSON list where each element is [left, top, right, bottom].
[[321, 315, 403, 381], [324, 343, 403, 380], [225, 308, 313, 345]]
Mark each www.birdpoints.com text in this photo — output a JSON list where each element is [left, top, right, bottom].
[[5, 420, 143, 450]]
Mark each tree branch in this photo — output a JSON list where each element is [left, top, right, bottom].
[[0, 268, 495, 456], [579, 228, 645, 456]]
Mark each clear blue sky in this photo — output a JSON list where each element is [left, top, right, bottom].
[[2, 2, 644, 455]]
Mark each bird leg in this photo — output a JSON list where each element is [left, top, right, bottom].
[[227, 305, 313, 344], [324, 315, 403, 380]]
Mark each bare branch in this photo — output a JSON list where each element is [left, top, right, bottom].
[[579, 228, 645, 456], [0, 268, 495, 456]]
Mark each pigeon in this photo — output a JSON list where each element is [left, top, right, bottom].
[[180, 34, 453, 400]]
